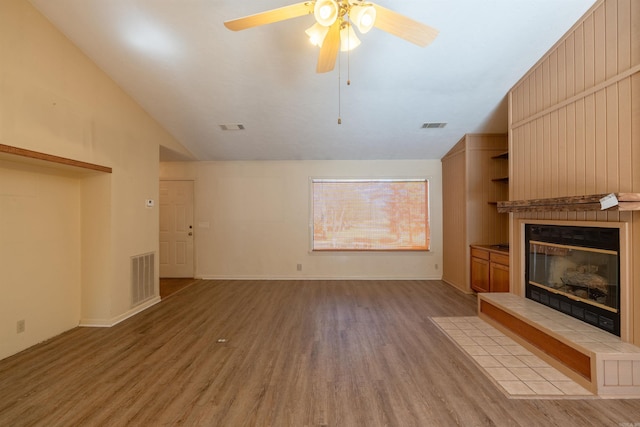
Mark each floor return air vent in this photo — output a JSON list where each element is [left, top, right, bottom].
[[131, 252, 155, 306]]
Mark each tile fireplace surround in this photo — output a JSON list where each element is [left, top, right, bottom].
[[483, 217, 640, 397], [525, 223, 621, 336], [514, 219, 632, 342]]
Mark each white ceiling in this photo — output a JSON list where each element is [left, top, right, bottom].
[[29, 0, 596, 161]]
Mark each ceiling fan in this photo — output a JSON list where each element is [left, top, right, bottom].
[[224, 0, 439, 73]]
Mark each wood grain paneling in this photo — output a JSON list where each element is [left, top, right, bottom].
[[442, 143, 466, 290], [442, 134, 507, 293], [619, 78, 633, 192], [508, 0, 639, 343]]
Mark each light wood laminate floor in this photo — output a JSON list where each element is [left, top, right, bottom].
[[1, 279, 639, 426], [160, 277, 198, 299]]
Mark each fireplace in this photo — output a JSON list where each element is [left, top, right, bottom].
[[524, 224, 620, 336]]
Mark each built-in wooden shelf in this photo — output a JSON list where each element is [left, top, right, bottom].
[[491, 177, 509, 183], [0, 143, 111, 173], [491, 151, 509, 160], [497, 193, 640, 213]]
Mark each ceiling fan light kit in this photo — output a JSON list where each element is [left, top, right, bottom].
[[349, 4, 376, 33], [224, 1, 438, 73], [339, 22, 360, 52], [305, 22, 329, 47], [314, 0, 339, 27]]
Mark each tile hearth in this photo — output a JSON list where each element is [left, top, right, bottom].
[[431, 316, 593, 398], [479, 292, 640, 398]]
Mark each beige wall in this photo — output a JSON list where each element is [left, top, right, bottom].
[[0, 164, 81, 359], [508, 0, 640, 343], [160, 160, 443, 279], [0, 0, 188, 359]]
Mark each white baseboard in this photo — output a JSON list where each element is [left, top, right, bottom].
[[198, 275, 443, 281], [79, 296, 161, 327]]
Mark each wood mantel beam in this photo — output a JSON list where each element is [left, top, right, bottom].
[[497, 193, 640, 213]]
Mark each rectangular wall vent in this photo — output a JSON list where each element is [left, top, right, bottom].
[[220, 123, 245, 131], [131, 252, 155, 307], [421, 122, 447, 129]]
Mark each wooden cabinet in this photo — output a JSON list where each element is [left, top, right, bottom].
[[441, 134, 508, 293], [489, 260, 510, 292], [470, 249, 490, 293], [470, 245, 509, 293]]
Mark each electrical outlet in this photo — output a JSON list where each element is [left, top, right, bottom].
[[297, 264, 302, 271], [16, 320, 25, 334]]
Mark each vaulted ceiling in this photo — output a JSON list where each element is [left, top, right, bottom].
[[29, 0, 596, 161]]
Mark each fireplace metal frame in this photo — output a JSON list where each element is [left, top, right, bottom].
[[517, 219, 631, 341], [525, 225, 620, 335]]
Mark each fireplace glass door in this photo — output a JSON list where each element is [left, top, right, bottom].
[[525, 225, 620, 336]]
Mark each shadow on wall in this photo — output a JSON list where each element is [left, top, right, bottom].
[[475, 95, 508, 134]]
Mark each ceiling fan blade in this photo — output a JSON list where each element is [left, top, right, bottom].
[[224, 2, 313, 31], [372, 4, 439, 47], [316, 21, 341, 73]]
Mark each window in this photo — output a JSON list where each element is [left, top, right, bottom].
[[311, 178, 430, 251]]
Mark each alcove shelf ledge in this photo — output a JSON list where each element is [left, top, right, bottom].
[[0, 143, 111, 174], [497, 193, 640, 213]]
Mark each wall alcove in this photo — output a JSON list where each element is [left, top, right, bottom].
[[0, 144, 112, 359]]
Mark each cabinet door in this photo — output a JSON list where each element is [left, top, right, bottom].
[[470, 257, 490, 293], [490, 262, 509, 292]]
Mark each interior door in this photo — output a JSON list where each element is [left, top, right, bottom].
[[159, 180, 194, 278]]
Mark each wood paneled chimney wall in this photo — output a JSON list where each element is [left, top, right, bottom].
[[507, 0, 640, 344]]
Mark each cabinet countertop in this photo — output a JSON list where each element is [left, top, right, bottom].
[[470, 244, 510, 255]]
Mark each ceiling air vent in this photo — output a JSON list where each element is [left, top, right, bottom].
[[220, 123, 245, 131], [421, 122, 447, 129]]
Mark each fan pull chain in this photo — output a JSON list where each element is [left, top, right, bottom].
[[347, 22, 351, 86], [337, 43, 342, 125], [338, 20, 354, 124]]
